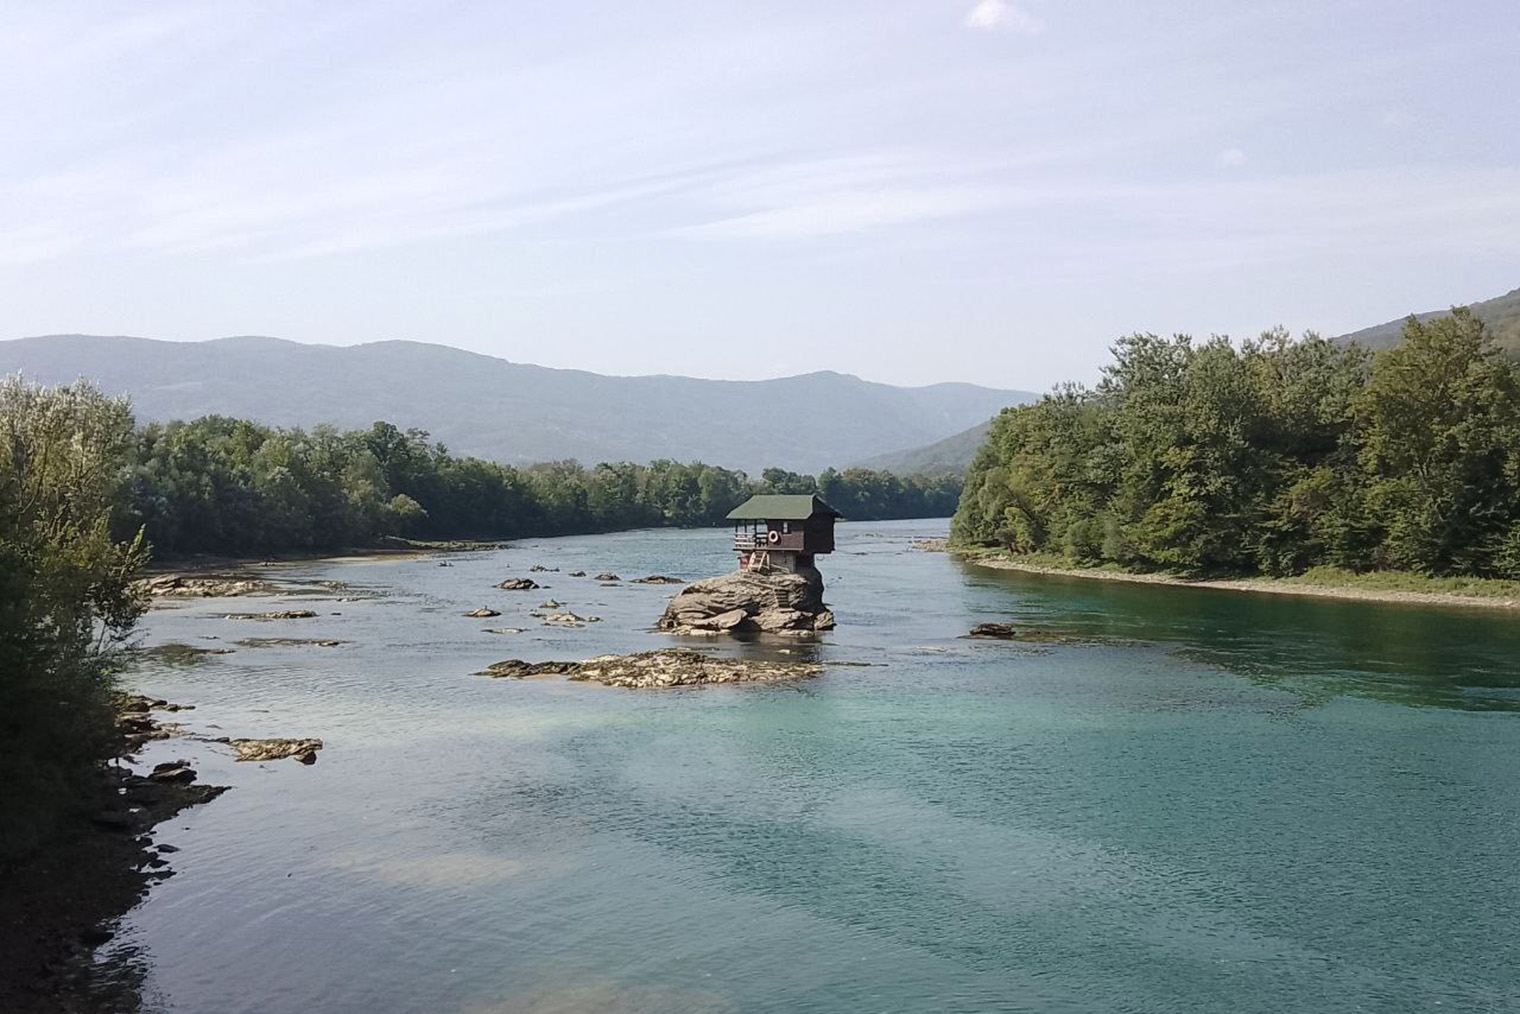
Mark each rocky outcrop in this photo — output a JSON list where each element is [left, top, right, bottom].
[[633, 574, 683, 584], [464, 607, 501, 618], [479, 649, 821, 687], [968, 622, 1016, 639], [140, 574, 278, 597], [497, 578, 539, 591], [656, 569, 834, 636]]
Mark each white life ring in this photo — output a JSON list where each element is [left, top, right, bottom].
[[767, 529, 781, 544]]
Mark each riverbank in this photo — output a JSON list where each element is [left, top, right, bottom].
[[0, 699, 227, 1014], [952, 547, 1520, 611]]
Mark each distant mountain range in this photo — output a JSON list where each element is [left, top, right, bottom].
[[1332, 285, 1520, 357], [0, 334, 1036, 475]]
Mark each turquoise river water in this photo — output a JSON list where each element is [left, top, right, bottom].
[[109, 519, 1520, 1013]]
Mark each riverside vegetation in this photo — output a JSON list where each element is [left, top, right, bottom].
[[953, 309, 1520, 586], [121, 419, 960, 556]]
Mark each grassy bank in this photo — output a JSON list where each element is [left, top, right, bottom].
[[950, 546, 1520, 609]]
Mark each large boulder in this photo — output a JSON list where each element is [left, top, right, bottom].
[[656, 569, 834, 636]]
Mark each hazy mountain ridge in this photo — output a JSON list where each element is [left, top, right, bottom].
[[853, 419, 1001, 476], [0, 334, 1035, 474]]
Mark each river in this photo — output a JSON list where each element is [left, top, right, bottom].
[[109, 519, 1520, 1013]]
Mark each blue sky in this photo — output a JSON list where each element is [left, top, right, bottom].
[[1, 0, 1516, 389]]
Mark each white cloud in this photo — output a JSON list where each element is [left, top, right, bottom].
[[964, 0, 1044, 34], [1215, 147, 1247, 168]]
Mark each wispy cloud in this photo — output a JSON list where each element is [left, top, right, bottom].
[[1215, 147, 1248, 168], [676, 153, 1038, 240], [964, 0, 1044, 34]]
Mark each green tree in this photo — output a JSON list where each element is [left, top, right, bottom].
[[1356, 309, 1520, 573]]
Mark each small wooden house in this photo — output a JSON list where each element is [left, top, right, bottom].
[[727, 494, 843, 574]]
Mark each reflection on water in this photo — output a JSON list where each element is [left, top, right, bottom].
[[464, 979, 736, 1014], [109, 520, 1520, 1014]]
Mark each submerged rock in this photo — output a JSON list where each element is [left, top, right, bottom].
[[968, 622, 1017, 639], [656, 569, 834, 636], [141, 643, 236, 664], [529, 565, 558, 572], [568, 571, 588, 577], [537, 611, 601, 627], [234, 637, 348, 648], [632, 574, 683, 584], [223, 609, 318, 621], [464, 607, 501, 618], [594, 573, 621, 582], [230, 738, 323, 764], [479, 649, 822, 688]]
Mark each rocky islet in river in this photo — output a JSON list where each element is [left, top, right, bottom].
[[496, 578, 540, 591], [478, 649, 822, 688], [230, 738, 324, 764], [222, 609, 319, 621], [657, 569, 835, 636]]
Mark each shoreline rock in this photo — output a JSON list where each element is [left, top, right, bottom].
[[0, 698, 230, 1013]]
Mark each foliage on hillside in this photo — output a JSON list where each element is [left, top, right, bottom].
[[1, 378, 147, 859], [1336, 286, 1520, 359], [953, 309, 1520, 578]]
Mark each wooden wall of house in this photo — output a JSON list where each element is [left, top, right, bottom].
[[805, 517, 835, 554], [761, 517, 835, 555]]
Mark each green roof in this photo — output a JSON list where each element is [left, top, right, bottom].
[[726, 494, 843, 521]]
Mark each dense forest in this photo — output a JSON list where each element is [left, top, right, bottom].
[[119, 418, 961, 557], [954, 309, 1520, 578]]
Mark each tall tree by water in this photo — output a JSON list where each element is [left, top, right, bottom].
[[0, 378, 148, 858]]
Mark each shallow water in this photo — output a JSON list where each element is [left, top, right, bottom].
[[113, 519, 1520, 1013]]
